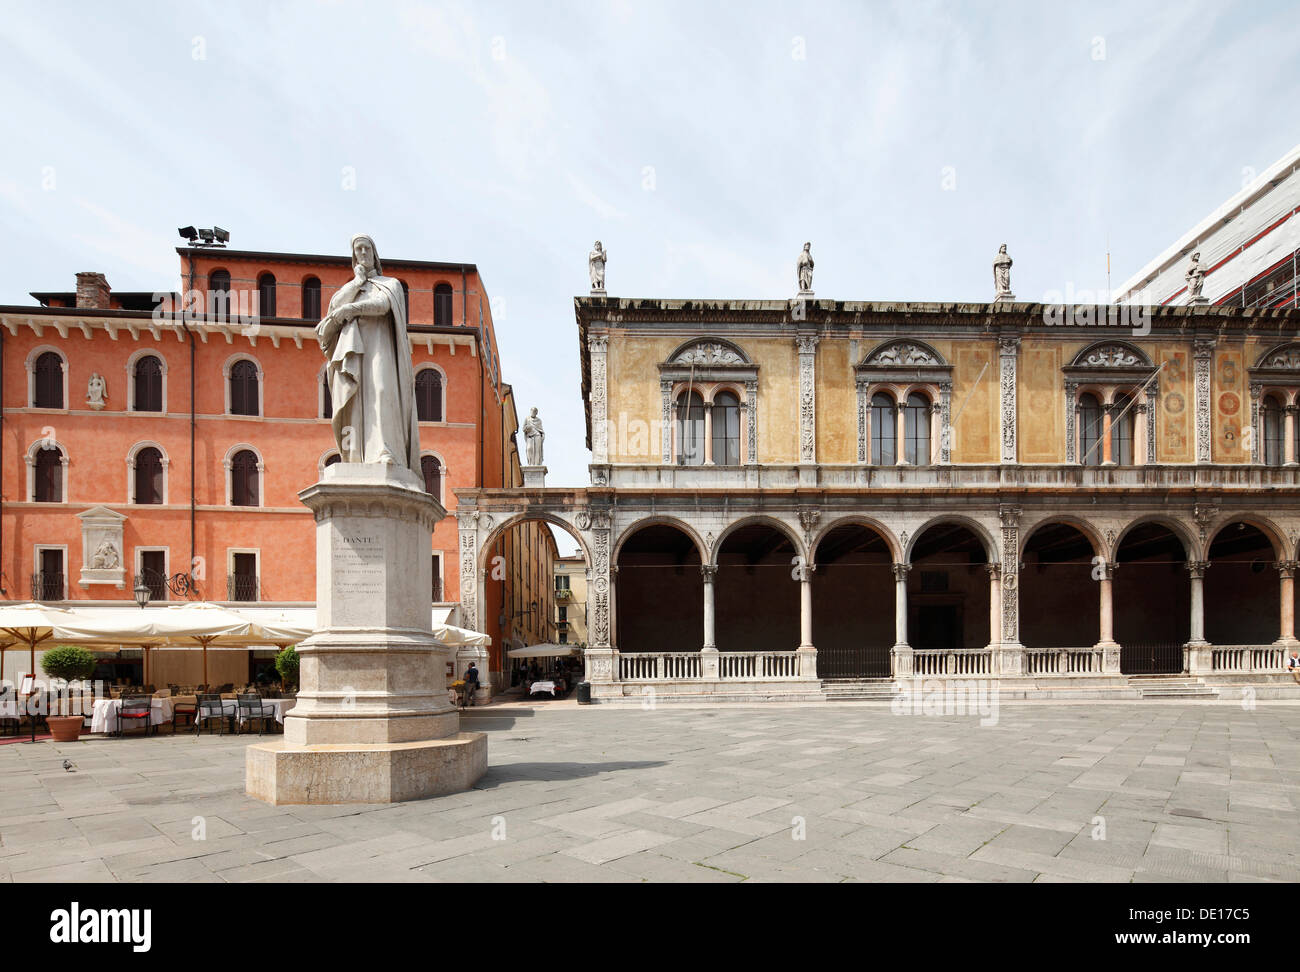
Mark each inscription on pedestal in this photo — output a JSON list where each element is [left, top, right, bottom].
[[333, 533, 385, 598]]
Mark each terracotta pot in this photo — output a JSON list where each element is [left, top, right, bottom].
[[47, 716, 84, 743]]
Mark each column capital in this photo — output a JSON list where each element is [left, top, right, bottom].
[[793, 564, 816, 582], [700, 564, 718, 581], [1277, 560, 1300, 578], [998, 335, 1021, 355], [892, 563, 911, 580], [985, 562, 1002, 578], [1186, 560, 1210, 579]]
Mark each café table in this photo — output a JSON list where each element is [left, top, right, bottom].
[[529, 680, 558, 697], [91, 697, 174, 735]]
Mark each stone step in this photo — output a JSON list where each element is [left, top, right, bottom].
[[821, 680, 898, 701]]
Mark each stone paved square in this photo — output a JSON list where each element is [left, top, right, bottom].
[[3, 700, 1300, 883]]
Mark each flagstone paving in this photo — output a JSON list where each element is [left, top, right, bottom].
[[2, 700, 1299, 882]]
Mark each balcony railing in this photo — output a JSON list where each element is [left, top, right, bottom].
[[136, 570, 168, 602], [31, 572, 63, 601], [1212, 646, 1286, 673], [554, 588, 572, 601], [912, 649, 992, 677], [227, 575, 259, 602], [615, 650, 803, 681], [1024, 648, 1103, 675]]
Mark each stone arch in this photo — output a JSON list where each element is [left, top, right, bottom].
[[810, 515, 902, 563], [478, 511, 592, 574], [613, 515, 708, 565], [1018, 514, 1105, 560], [1201, 513, 1287, 562], [1112, 515, 1197, 560], [710, 514, 806, 567], [904, 514, 997, 564]]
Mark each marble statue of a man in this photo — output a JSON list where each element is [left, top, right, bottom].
[[316, 235, 421, 473], [1185, 251, 1206, 302], [589, 242, 607, 291], [797, 242, 814, 292], [993, 244, 1014, 298], [523, 407, 545, 465]]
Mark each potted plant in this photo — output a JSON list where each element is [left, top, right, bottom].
[[40, 644, 96, 742], [274, 645, 299, 695]]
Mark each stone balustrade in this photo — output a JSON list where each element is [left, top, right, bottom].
[[912, 649, 993, 677], [1024, 648, 1104, 675], [1211, 646, 1288, 673], [615, 650, 803, 681]]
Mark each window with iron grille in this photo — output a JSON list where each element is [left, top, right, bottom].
[[139, 550, 167, 601], [432, 554, 442, 601], [33, 351, 63, 408], [229, 552, 258, 602], [133, 354, 163, 411], [34, 549, 63, 600]]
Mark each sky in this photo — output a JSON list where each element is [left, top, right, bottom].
[[2, 0, 1299, 526]]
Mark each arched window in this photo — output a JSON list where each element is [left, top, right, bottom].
[[870, 393, 896, 465], [1263, 395, 1285, 467], [434, 283, 453, 326], [712, 391, 741, 465], [415, 369, 443, 422], [421, 455, 442, 498], [399, 280, 410, 319], [1079, 394, 1103, 466], [302, 276, 321, 320], [133, 354, 163, 412], [229, 360, 259, 416], [321, 373, 333, 419], [257, 272, 276, 317], [133, 447, 164, 504], [209, 270, 232, 321], [33, 351, 63, 408], [33, 446, 63, 502], [230, 450, 259, 507], [676, 391, 705, 465], [903, 392, 931, 465], [1112, 396, 1135, 466]]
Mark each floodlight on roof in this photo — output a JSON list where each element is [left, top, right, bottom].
[[179, 223, 230, 247], [178, 226, 198, 242], [213, 226, 229, 243], [198, 228, 215, 243]]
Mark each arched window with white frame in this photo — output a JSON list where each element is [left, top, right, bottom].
[[712, 390, 741, 466], [225, 446, 263, 507], [29, 348, 66, 409], [224, 356, 262, 416], [415, 367, 444, 422], [30, 441, 66, 503], [421, 453, 444, 502], [129, 351, 165, 412], [675, 391, 706, 466], [129, 443, 167, 505], [903, 391, 931, 465], [871, 392, 896, 466]]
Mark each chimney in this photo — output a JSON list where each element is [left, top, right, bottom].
[[75, 272, 111, 309]]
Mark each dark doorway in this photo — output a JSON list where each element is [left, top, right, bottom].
[[907, 522, 990, 650], [812, 523, 893, 677], [914, 604, 960, 650], [615, 524, 702, 654], [716, 522, 798, 653], [1115, 522, 1188, 674], [1020, 523, 1099, 647], [1205, 522, 1277, 645]]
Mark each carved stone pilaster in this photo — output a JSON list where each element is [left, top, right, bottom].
[[1194, 338, 1214, 463], [456, 511, 480, 634], [939, 382, 952, 464], [745, 379, 758, 465], [796, 334, 819, 463], [660, 378, 673, 464], [1249, 383, 1263, 465], [856, 379, 868, 463], [998, 505, 1022, 649], [588, 510, 613, 649], [1064, 380, 1078, 463], [999, 337, 1020, 463], [588, 335, 609, 466]]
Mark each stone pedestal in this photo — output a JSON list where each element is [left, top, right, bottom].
[[521, 465, 547, 488], [247, 462, 486, 805]]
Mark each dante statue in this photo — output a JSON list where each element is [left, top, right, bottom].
[[589, 241, 607, 291], [523, 407, 545, 465], [797, 242, 814, 292], [1185, 251, 1206, 302], [993, 243, 1014, 298], [316, 235, 421, 473]]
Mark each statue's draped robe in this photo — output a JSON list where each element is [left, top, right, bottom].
[[322, 274, 421, 473]]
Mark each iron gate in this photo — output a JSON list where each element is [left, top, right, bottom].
[[817, 643, 892, 679], [1120, 642, 1185, 675]]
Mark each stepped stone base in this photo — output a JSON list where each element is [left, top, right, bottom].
[[246, 732, 487, 805]]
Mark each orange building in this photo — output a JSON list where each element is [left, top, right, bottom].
[[1, 246, 550, 692]]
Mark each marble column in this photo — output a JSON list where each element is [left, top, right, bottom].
[[985, 563, 1001, 651], [1096, 561, 1121, 673], [1277, 561, 1299, 646], [891, 563, 912, 676], [794, 564, 817, 677], [1101, 405, 1115, 465], [701, 564, 718, 650], [1286, 407, 1298, 467], [1186, 560, 1210, 674]]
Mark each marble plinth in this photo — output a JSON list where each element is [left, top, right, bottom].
[[521, 464, 547, 488], [246, 462, 487, 804]]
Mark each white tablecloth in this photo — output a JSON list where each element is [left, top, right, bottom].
[[234, 698, 293, 724], [530, 680, 558, 696], [91, 698, 174, 734]]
